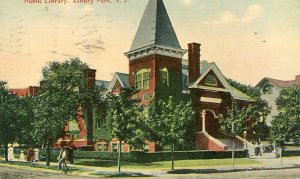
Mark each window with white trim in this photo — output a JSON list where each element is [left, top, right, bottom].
[[135, 69, 150, 90]]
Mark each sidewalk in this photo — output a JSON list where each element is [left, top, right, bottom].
[[1, 156, 300, 178]]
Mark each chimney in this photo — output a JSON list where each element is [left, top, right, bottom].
[[296, 75, 300, 82], [188, 42, 201, 83], [87, 69, 96, 90]]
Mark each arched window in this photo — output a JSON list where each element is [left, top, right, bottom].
[[135, 69, 150, 90], [204, 75, 218, 86], [160, 68, 169, 86]]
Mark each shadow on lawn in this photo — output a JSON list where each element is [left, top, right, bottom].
[[167, 165, 300, 175], [75, 159, 163, 168], [94, 171, 154, 178]]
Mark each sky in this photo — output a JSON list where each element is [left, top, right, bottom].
[[0, 0, 299, 88]]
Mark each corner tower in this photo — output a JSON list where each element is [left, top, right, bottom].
[[124, 0, 186, 103]]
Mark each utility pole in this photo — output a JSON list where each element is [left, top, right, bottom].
[[232, 122, 235, 169]]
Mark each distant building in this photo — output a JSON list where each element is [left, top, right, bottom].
[[8, 86, 39, 97], [256, 75, 300, 126]]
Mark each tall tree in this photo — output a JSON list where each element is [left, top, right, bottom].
[[31, 58, 92, 166], [145, 96, 195, 170], [270, 85, 300, 145], [107, 86, 144, 173], [0, 81, 20, 161]]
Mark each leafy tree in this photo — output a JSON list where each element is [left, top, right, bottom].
[[0, 81, 20, 161], [270, 85, 300, 145], [219, 102, 247, 136], [31, 58, 92, 166], [107, 86, 144, 172], [226, 79, 271, 140], [145, 96, 195, 170], [17, 96, 36, 146]]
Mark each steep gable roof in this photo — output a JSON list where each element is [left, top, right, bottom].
[[129, 0, 181, 52], [107, 72, 129, 93], [189, 62, 253, 101]]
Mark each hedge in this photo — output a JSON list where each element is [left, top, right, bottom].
[[282, 150, 300, 157], [71, 150, 247, 163], [1, 148, 247, 163], [5, 148, 300, 163]]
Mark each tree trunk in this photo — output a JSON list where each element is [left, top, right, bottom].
[[46, 140, 51, 166], [4, 144, 8, 162], [118, 140, 121, 173], [171, 142, 175, 171], [232, 138, 235, 169]]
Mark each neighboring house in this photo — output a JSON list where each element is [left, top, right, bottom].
[[256, 75, 300, 126]]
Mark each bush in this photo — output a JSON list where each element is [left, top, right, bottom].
[[282, 150, 300, 157]]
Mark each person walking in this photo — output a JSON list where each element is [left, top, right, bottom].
[[34, 147, 39, 162], [7, 145, 14, 161], [27, 147, 34, 162], [57, 147, 69, 173]]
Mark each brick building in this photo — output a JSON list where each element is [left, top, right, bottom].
[[8, 86, 39, 97], [12, 0, 253, 152], [91, 0, 253, 152]]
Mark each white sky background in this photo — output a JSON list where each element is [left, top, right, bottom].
[[0, 0, 299, 88]]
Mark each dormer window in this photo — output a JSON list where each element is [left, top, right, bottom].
[[204, 75, 218, 86], [135, 69, 150, 90], [263, 84, 273, 94]]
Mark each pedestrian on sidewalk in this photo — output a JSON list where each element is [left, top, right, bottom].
[[27, 147, 34, 162], [57, 146, 68, 171], [7, 144, 14, 161], [254, 142, 260, 157], [259, 142, 264, 156], [20, 150, 25, 161], [34, 147, 39, 162]]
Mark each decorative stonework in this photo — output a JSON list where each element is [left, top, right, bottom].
[[125, 45, 186, 61]]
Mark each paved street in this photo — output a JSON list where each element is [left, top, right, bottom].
[[0, 157, 300, 178]]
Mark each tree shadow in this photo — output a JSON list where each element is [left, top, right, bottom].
[[93, 171, 154, 178], [167, 165, 300, 175]]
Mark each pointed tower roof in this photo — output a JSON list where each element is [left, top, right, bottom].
[[125, 0, 186, 61]]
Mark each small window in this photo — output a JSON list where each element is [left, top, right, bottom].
[[204, 75, 218, 86], [103, 144, 108, 152], [135, 69, 150, 90], [144, 144, 149, 152], [263, 84, 273, 94], [160, 68, 169, 86], [112, 143, 118, 152], [97, 144, 101, 151]]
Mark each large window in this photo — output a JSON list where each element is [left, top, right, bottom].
[[160, 68, 169, 86], [135, 69, 150, 90], [204, 75, 218, 86]]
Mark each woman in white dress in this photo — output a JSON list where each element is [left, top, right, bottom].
[[7, 145, 14, 161], [34, 148, 39, 162], [20, 150, 25, 160]]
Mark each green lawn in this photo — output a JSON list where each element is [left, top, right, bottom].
[[75, 158, 261, 170]]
